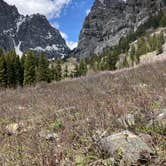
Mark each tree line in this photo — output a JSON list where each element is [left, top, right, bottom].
[[0, 49, 88, 88]]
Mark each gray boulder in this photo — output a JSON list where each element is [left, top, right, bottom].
[[5, 121, 34, 135], [100, 130, 155, 164]]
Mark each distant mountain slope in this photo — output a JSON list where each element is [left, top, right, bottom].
[[74, 0, 166, 58], [0, 0, 70, 58]]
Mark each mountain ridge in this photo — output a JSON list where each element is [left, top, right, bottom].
[[74, 0, 166, 59], [0, 0, 70, 59]]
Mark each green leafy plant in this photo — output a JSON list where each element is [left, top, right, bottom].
[[51, 120, 63, 130], [75, 155, 84, 166]]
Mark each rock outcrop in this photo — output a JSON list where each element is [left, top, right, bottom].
[[0, 0, 70, 58], [74, 0, 166, 59], [100, 130, 155, 165]]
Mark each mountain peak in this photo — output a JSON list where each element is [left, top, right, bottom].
[[0, 0, 70, 59]]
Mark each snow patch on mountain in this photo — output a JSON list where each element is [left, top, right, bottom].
[[13, 40, 23, 57], [3, 28, 13, 35], [99, 0, 105, 5], [31, 44, 60, 52], [45, 32, 53, 40], [16, 16, 26, 33]]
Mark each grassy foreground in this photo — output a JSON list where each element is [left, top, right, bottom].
[[0, 59, 165, 165]]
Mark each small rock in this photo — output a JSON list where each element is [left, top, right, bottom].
[[39, 130, 59, 142], [5, 123, 19, 135], [156, 110, 166, 127], [5, 121, 34, 136], [147, 109, 166, 128], [100, 130, 155, 164]]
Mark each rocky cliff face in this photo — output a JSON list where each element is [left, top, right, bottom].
[[74, 0, 165, 58], [0, 0, 70, 59]]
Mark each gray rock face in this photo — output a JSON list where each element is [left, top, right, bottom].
[[100, 130, 155, 164], [0, 0, 70, 58], [74, 0, 166, 59]]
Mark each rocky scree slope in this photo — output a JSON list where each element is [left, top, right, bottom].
[[74, 0, 166, 58], [0, 0, 70, 59]]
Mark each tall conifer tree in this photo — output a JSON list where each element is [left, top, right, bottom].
[[24, 51, 37, 85], [0, 50, 7, 87], [36, 52, 50, 82]]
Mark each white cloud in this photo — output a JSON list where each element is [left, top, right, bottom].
[[51, 22, 60, 29], [86, 9, 90, 15], [60, 31, 68, 40], [4, 0, 71, 19], [66, 41, 78, 50], [60, 31, 77, 50]]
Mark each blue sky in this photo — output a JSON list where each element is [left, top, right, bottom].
[[5, 0, 95, 49], [50, 0, 94, 49]]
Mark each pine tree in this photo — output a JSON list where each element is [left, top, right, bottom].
[[0, 48, 3, 56], [106, 49, 119, 70], [148, 34, 158, 51], [130, 45, 136, 66], [136, 37, 147, 56], [20, 54, 26, 85], [0, 50, 7, 87], [63, 65, 69, 78], [55, 60, 62, 81], [5, 50, 17, 87], [15, 56, 23, 86], [24, 51, 37, 86], [79, 59, 88, 76], [160, 15, 166, 27], [119, 37, 129, 52], [73, 64, 80, 77], [156, 32, 165, 55], [51, 60, 62, 81], [36, 52, 50, 82], [21, 54, 26, 71]]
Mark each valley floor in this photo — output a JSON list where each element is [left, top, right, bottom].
[[0, 58, 166, 165]]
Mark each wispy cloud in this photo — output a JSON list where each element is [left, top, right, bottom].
[[4, 0, 72, 19], [60, 31, 78, 50]]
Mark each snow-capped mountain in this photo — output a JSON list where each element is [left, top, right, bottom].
[[0, 0, 70, 59]]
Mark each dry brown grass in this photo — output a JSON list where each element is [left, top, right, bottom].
[[0, 59, 166, 165]]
